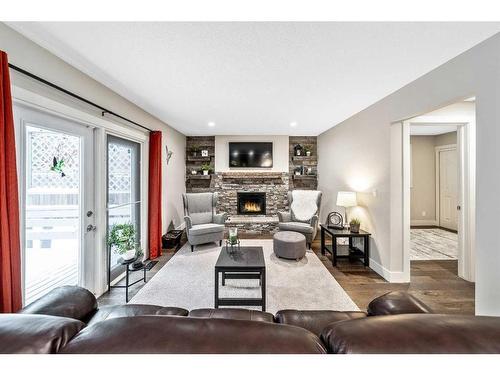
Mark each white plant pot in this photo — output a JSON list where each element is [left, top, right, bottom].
[[306, 151, 311, 156], [203, 170, 209, 175], [122, 249, 136, 260]]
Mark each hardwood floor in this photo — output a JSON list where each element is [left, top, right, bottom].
[[98, 234, 475, 315]]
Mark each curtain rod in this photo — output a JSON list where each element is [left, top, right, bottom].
[[8, 63, 153, 133]]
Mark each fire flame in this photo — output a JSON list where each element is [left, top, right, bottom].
[[243, 201, 261, 212]]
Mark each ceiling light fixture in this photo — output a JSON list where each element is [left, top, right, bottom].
[[290, 122, 297, 127], [208, 121, 215, 127]]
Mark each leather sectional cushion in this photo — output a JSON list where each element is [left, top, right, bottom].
[[20, 285, 97, 323], [61, 316, 327, 354], [86, 304, 189, 326], [367, 291, 433, 316], [189, 308, 275, 323], [321, 314, 500, 354], [0, 314, 84, 354], [275, 310, 367, 336]]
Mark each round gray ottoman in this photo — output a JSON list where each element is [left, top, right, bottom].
[[273, 231, 307, 260]]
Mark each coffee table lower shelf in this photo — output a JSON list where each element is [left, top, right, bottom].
[[215, 268, 266, 311]]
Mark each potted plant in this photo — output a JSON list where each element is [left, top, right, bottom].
[[201, 163, 211, 175], [304, 146, 312, 156], [349, 218, 361, 233], [294, 167, 302, 176], [107, 223, 140, 260], [190, 146, 200, 157]]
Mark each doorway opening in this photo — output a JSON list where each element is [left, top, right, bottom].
[[410, 127, 459, 263], [403, 99, 476, 286]]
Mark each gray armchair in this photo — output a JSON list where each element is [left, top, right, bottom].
[[278, 190, 322, 248], [183, 192, 227, 251]]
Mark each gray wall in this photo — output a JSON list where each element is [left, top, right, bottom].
[[318, 31, 500, 315], [0, 22, 186, 233]]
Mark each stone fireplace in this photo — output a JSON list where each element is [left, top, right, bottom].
[[237, 192, 266, 215]]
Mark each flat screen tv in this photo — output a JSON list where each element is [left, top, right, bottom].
[[229, 142, 273, 168]]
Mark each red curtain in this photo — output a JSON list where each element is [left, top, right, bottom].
[[148, 131, 162, 259], [0, 51, 22, 312]]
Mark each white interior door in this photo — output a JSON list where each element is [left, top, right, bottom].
[[14, 104, 95, 305], [439, 148, 458, 231]]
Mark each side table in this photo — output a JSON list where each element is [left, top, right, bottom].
[[320, 224, 371, 267], [109, 256, 148, 302]]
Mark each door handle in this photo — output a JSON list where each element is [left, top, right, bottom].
[[86, 224, 97, 232], [457, 205, 461, 211]]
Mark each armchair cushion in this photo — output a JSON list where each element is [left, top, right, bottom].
[[277, 211, 292, 223], [189, 223, 225, 236], [278, 221, 314, 234]]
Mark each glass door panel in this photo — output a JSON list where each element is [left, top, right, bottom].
[[14, 104, 94, 306], [107, 135, 141, 283]]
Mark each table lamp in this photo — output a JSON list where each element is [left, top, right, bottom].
[[336, 191, 357, 228]]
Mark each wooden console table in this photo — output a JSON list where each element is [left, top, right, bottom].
[[320, 224, 371, 267]]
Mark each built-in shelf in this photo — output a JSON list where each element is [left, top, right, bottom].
[[187, 156, 213, 162], [292, 155, 316, 161], [187, 175, 212, 180], [292, 174, 317, 180]]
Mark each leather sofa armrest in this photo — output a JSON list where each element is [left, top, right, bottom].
[[275, 310, 367, 336], [213, 212, 227, 225], [367, 291, 433, 316], [277, 211, 291, 222], [20, 285, 97, 323], [0, 314, 84, 354]]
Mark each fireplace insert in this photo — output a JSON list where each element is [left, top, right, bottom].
[[237, 192, 266, 215]]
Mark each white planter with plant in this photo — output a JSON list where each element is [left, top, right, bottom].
[[201, 163, 211, 176], [107, 223, 141, 261]]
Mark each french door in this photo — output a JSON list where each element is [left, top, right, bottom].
[[14, 104, 95, 305], [107, 134, 141, 283]]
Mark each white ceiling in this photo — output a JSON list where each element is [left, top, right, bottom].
[[8, 22, 500, 135]]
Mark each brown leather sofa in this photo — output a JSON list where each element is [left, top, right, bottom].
[[1, 286, 500, 354]]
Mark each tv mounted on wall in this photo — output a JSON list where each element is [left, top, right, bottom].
[[229, 142, 273, 168]]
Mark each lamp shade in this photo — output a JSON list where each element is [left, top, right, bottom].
[[336, 191, 357, 207]]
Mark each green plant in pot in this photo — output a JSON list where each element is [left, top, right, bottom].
[[107, 223, 141, 261], [201, 163, 211, 175], [304, 146, 312, 156], [349, 218, 361, 233]]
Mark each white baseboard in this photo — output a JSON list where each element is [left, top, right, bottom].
[[369, 258, 410, 283], [410, 219, 438, 226]]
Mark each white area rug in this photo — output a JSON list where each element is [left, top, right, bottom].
[[130, 239, 359, 314], [410, 228, 458, 260]]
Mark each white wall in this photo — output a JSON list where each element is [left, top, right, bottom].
[[0, 23, 186, 232], [215, 135, 289, 172], [318, 32, 500, 315]]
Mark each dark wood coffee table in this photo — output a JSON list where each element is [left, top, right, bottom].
[[214, 246, 266, 311]]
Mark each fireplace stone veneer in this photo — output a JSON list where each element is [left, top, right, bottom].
[[213, 172, 289, 235]]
